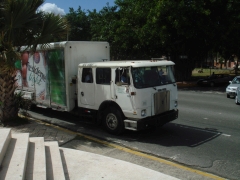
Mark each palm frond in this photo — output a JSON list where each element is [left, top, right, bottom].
[[0, 0, 67, 66], [33, 13, 68, 46]]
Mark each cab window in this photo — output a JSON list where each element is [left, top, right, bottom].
[[96, 68, 111, 85], [82, 68, 93, 83], [115, 68, 130, 85]]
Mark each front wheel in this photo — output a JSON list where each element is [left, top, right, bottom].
[[103, 107, 124, 135], [235, 96, 240, 105]]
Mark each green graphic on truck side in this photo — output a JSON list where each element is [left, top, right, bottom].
[[47, 49, 66, 106]]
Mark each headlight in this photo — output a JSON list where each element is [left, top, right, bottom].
[[228, 87, 236, 91], [141, 109, 146, 117], [175, 101, 178, 107]]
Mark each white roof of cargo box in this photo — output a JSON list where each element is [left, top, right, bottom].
[[20, 41, 109, 51], [78, 60, 175, 68]]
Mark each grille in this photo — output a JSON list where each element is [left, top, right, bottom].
[[154, 91, 170, 115]]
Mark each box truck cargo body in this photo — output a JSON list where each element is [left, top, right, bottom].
[[16, 41, 110, 111]]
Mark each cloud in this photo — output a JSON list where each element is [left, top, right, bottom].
[[39, 3, 65, 15]]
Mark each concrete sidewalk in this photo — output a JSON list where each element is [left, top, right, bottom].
[[0, 118, 180, 180]]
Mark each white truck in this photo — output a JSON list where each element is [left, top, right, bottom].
[[16, 41, 178, 134]]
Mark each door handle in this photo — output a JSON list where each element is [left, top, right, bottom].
[[81, 92, 84, 96]]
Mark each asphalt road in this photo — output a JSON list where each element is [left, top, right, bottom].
[[27, 86, 240, 180], [176, 87, 240, 179]]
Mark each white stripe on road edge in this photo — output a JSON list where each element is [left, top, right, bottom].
[[202, 92, 224, 94], [221, 134, 231, 137]]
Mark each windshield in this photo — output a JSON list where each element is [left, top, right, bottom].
[[232, 77, 240, 84], [132, 65, 176, 89]]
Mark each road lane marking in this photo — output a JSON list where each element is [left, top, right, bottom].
[[221, 134, 231, 137], [22, 115, 226, 180]]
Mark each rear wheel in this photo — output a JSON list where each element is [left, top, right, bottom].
[[227, 94, 230, 98], [103, 107, 124, 135]]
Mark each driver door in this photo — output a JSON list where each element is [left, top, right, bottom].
[[115, 68, 134, 112]]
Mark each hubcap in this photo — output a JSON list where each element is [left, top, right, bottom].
[[106, 113, 118, 130]]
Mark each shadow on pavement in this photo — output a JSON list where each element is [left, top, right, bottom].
[[26, 107, 222, 149], [119, 122, 222, 147]]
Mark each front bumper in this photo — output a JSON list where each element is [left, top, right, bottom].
[[124, 109, 178, 131], [226, 90, 236, 97]]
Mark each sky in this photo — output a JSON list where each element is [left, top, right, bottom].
[[39, 0, 116, 15]]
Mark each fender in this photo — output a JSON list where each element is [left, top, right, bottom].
[[97, 100, 124, 123]]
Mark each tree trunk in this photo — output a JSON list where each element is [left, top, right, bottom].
[[235, 57, 239, 75], [235, 62, 239, 75], [0, 73, 18, 123]]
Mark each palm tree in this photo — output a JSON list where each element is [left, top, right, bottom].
[[0, 0, 68, 123]]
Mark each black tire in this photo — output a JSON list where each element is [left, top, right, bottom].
[[227, 94, 230, 98], [235, 96, 240, 105], [103, 107, 124, 135], [29, 103, 37, 110]]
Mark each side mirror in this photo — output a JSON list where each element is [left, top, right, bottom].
[[229, 81, 232, 84]]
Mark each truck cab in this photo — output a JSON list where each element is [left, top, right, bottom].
[[77, 60, 178, 134]]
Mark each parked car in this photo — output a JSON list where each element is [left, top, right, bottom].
[[235, 87, 240, 105], [226, 76, 240, 98], [197, 74, 232, 87]]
